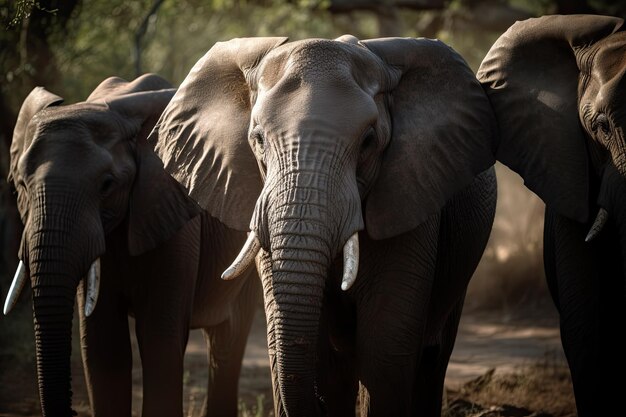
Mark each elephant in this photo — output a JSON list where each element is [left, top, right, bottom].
[[150, 35, 498, 416], [477, 14, 626, 417], [5, 73, 261, 417]]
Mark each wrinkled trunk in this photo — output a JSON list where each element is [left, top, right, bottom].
[[31, 260, 77, 416], [26, 188, 102, 417], [268, 186, 333, 417]]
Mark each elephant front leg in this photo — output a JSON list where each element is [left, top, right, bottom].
[[544, 208, 626, 417], [200, 274, 260, 417], [355, 222, 438, 417], [412, 297, 465, 417], [78, 277, 132, 417], [316, 286, 359, 417], [134, 289, 193, 417], [356, 279, 430, 417], [133, 216, 200, 417]]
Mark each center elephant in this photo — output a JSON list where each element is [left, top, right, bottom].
[[6, 74, 260, 417], [152, 35, 497, 416]]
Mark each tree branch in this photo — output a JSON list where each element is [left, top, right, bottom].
[[134, 0, 165, 77]]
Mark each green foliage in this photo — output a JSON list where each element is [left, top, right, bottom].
[[3, 0, 58, 28], [54, 0, 366, 102]]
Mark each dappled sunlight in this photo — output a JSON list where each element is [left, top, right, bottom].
[[466, 163, 548, 312]]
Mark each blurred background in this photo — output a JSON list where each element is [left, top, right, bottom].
[[1, 1, 625, 416]]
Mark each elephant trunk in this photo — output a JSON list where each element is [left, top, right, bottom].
[[265, 182, 336, 417], [26, 187, 104, 416], [272, 245, 326, 416], [31, 263, 77, 416]]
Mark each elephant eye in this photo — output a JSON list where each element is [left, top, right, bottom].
[[250, 125, 266, 154], [15, 179, 26, 193], [363, 129, 374, 147], [592, 114, 611, 138], [360, 128, 377, 154], [100, 175, 115, 196]]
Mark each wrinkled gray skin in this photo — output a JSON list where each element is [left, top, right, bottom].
[[152, 36, 497, 416], [9, 74, 260, 417], [478, 15, 626, 417]]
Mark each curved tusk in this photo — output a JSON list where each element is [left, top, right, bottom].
[[3, 260, 28, 315], [221, 232, 261, 280], [341, 233, 359, 291], [585, 208, 608, 243], [84, 258, 101, 317]]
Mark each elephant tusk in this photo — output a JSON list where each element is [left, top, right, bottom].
[[341, 233, 359, 291], [585, 208, 608, 243], [3, 260, 28, 315], [222, 232, 261, 280], [84, 258, 101, 317]]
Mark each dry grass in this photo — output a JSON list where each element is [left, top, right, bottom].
[[445, 360, 576, 417]]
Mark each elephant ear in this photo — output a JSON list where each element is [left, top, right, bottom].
[[87, 73, 172, 102], [9, 87, 63, 186], [477, 15, 624, 223], [106, 89, 201, 256], [361, 37, 496, 240], [150, 37, 289, 231]]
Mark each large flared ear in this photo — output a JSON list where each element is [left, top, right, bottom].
[[9, 87, 63, 186], [150, 37, 289, 231], [361, 37, 496, 240], [477, 15, 624, 223], [106, 89, 201, 255], [86, 73, 172, 102]]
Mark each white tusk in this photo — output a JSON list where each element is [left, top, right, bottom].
[[221, 232, 261, 280], [84, 258, 101, 317], [3, 260, 28, 315], [585, 208, 608, 243], [341, 233, 359, 291]]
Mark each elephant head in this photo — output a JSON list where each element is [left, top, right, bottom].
[[477, 15, 626, 269], [5, 74, 199, 416], [152, 36, 495, 416]]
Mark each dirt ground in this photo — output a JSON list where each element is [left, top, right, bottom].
[[0, 304, 574, 417]]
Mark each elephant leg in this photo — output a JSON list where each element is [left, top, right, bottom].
[[200, 276, 259, 417], [544, 208, 625, 417], [316, 287, 359, 417], [355, 219, 439, 417], [412, 296, 465, 416], [414, 167, 496, 415], [78, 269, 132, 417], [318, 343, 358, 417], [133, 216, 200, 417]]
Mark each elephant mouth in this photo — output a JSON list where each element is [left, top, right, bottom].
[[4, 257, 101, 317], [221, 230, 360, 291]]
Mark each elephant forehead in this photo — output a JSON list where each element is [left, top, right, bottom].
[[19, 106, 124, 175], [260, 38, 382, 91], [33, 104, 132, 147]]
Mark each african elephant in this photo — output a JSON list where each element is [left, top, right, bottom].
[[5, 74, 260, 417], [151, 35, 497, 416], [478, 14, 626, 417]]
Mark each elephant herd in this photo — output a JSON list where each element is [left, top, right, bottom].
[[3, 14, 626, 417]]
